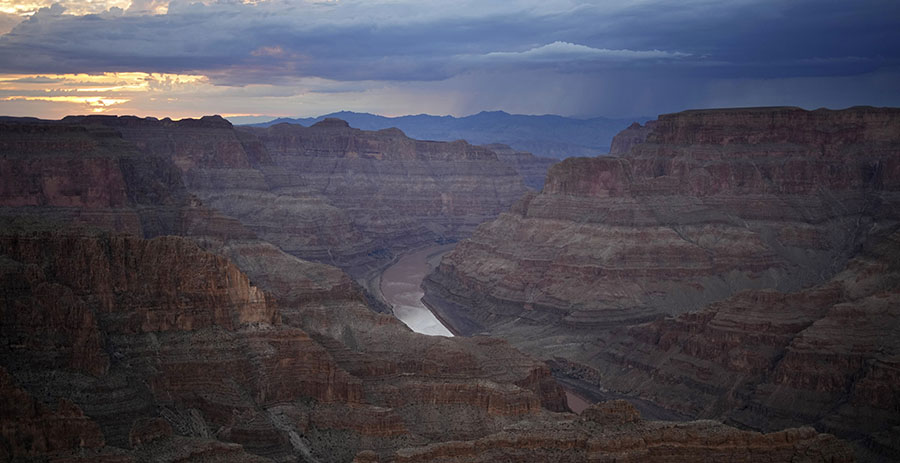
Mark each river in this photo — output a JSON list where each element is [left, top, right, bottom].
[[379, 244, 600, 414], [379, 244, 455, 337]]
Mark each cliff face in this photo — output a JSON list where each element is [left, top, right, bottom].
[[0, 118, 572, 462], [366, 401, 851, 463], [424, 106, 900, 459], [0, 230, 569, 462], [228, 120, 529, 273], [608, 120, 657, 155], [49, 115, 535, 276], [0, 112, 856, 462], [583, 228, 900, 460]]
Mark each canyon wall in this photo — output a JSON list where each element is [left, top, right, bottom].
[[232, 120, 529, 273], [424, 106, 900, 460], [28, 115, 535, 276], [0, 112, 857, 461], [1, 229, 841, 462]]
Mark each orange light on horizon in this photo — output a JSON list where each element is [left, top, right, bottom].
[[3, 95, 131, 108], [0, 1, 132, 16]]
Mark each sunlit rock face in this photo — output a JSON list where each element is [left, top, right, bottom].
[[423, 106, 900, 459]]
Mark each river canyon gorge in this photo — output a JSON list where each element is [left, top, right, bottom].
[[1, 106, 897, 462]]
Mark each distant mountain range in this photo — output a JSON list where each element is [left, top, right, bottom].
[[243, 111, 648, 159]]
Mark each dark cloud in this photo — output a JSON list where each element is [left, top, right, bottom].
[[0, 0, 898, 117]]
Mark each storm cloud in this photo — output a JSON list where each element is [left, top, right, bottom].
[[0, 0, 898, 118]]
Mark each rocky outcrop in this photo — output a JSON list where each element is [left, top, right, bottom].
[[229, 120, 529, 274], [426, 106, 899, 332], [480, 143, 556, 190], [585, 228, 900, 460], [32, 115, 533, 276], [363, 400, 852, 463], [0, 110, 859, 462], [424, 106, 900, 460], [609, 120, 656, 155], [0, 117, 576, 461], [0, 230, 571, 461]]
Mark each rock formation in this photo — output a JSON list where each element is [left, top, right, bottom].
[[608, 120, 656, 155], [424, 106, 900, 460], [46, 115, 534, 277], [359, 400, 851, 463], [233, 120, 529, 274], [0, 229, 569, 462], [0, 110, 857, 462], [583, 228, 900, 460], [480, 143, 557, 190]]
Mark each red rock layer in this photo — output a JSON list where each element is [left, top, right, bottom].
[[45, 115, 534, 276], [424, 106, 900, 460], [426, 106, 900, 331], [576, 229, 900, 457], [231, 120, 530, 274], [0, 229, 573, 461], [0, 111, 855, 462], [361, 401, 852, 463]]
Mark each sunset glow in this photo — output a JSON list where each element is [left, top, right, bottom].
[[0, 72, 208, 115]]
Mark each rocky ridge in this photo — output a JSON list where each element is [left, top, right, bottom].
[[0, 112, 857, 461], [423, 106, 900, 460], [50, 115, 535, 277]]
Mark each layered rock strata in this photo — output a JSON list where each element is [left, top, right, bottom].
[[1, 111, 857, 462], [0, 230, 568, 462], [424, 106, 900, 460], [427, 106, 900, 333], [232, 120, 529, 273], [358, 400, 852, 463], [12, 115, 534, 276], [584, 228, 900, 460]]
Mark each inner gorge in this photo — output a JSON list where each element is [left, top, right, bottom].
[[379, 244, 455, 337]]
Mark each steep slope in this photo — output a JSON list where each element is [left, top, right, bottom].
[[0, 112, 857, 462], [238, 120, 527, 255], [423, 106, 900, 459], [48, 115, 532, 277], [0, 116, 565, 461], [579, 228, 900, 460], [1, 230, 850, 463]]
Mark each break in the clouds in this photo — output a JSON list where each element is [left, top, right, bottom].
[[0, 0, 898, 119]]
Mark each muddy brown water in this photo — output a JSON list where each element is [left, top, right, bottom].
[[380, 245, 454, 337]]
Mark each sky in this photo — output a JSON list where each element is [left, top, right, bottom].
[[0, 0, 898, 121]]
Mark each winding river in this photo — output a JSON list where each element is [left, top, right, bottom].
[[379, 244, 455, 337], [379, 244, 598, 413]]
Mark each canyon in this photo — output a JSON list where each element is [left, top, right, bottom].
[[0, 109, 880, 461], [423, 106, 900, 461]]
